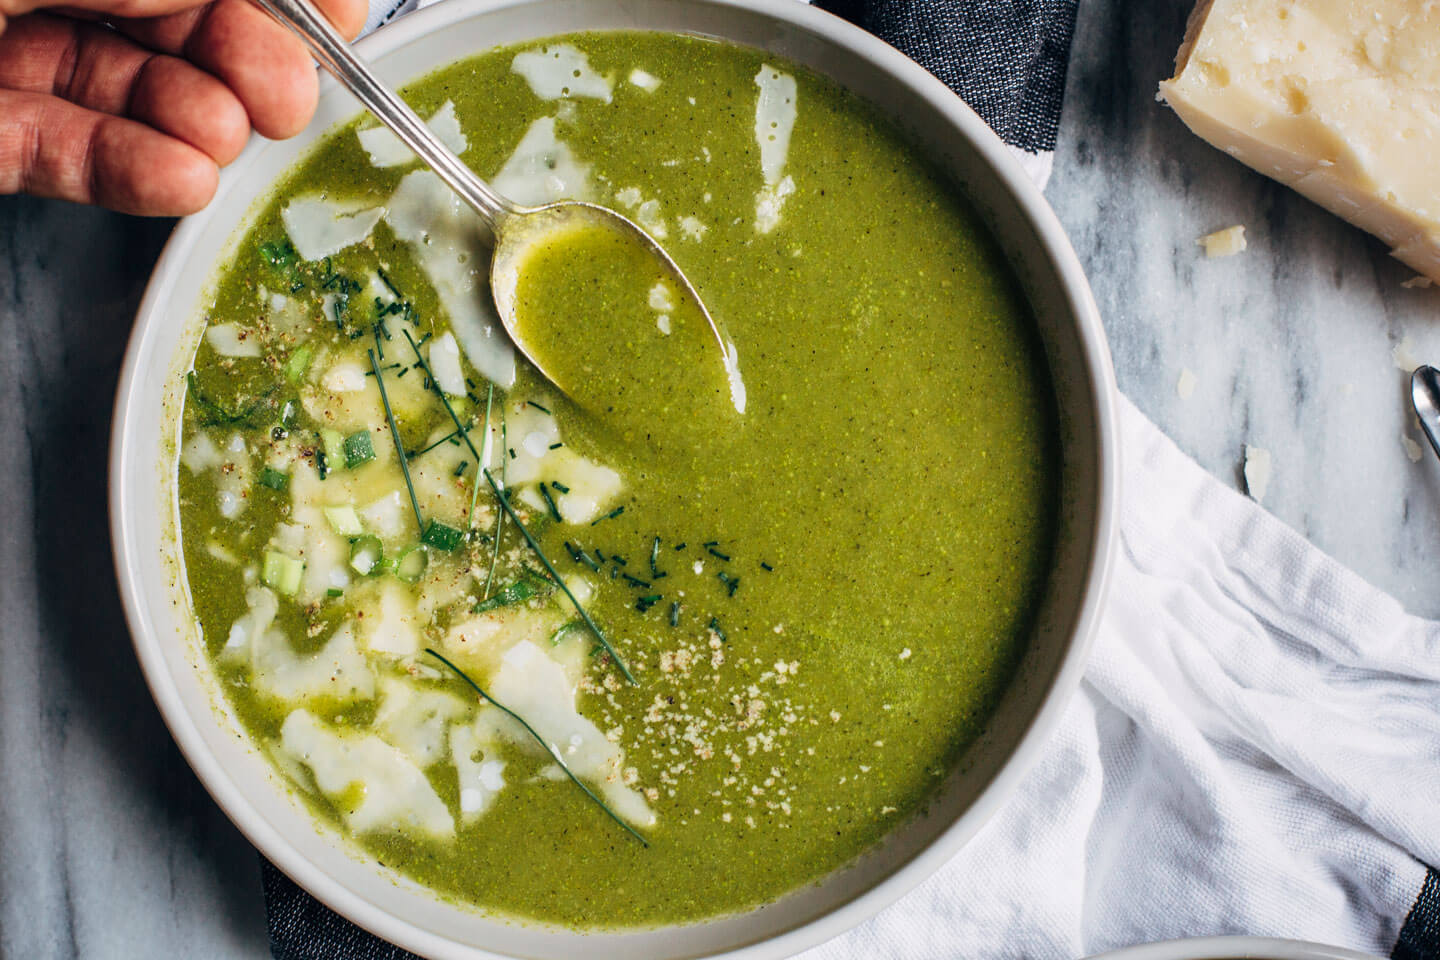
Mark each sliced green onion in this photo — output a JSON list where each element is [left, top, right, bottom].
[[258, 467, 289, 492], [284, 344, 314, 383], [392, 545, 428, 583], [262, 550, 304, 596], [324, 505, 364, 537], [422, 519, 463, 552], [343, 430, 375, 468], [320, 429, 345, 467], [348, 535, 384, 576]]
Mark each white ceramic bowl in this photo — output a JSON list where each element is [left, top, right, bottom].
[[110, 0, 1119, 956], [1085, 936, 1382, 960]]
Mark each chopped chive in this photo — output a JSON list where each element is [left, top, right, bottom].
[[611, 555, 627, 567], [594, 548, 606, 562], [703, 540, 718, 548], [669, 601, 681, 627], [635, 594, 662, 613], [326, 587, 343, 598], [425, 649, 648, 846], [526, 400, 552, 414], [550, 481, 570, 494], [367, 350, 425, 536], [316, 449, 330, 480], [590, 505, 625, 526], [454, 461, 470, 477], [538, 482, 564, 523], [760, 561, 774, 572], [621, 573, 650, 589], [707, 547, 731, 561], [400, 329, 634, 684], [258, 466, 289, 492], [708, 616, 727, 643], [548, 442, 564, 450], [376, 267, 402, 299], [508, 447, 517, 460], [718, 571, 740, 597], [648, 537, 664, 579], [673, 542, 687, 551]]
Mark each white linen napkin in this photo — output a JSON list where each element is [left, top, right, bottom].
[[800, 394, 1440, 958], [262, 2, 1440, 957]]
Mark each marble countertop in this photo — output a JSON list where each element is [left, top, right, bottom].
[[3, 1, 1438, 956]]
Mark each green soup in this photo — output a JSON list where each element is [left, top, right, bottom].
[[176, 31, 1058, 928]]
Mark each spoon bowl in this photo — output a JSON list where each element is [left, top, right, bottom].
[[252, 0, 738, 403], [1411, 364, 1440, 460]]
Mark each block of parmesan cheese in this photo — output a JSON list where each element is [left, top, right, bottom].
[[1159, 0, 1440, 280]]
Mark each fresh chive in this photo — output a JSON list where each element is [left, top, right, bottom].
[[548, 442, 564, 450], [673, 542, 687, 551], [718, 571, 740, 597], [550, 481, 570, 494], [376, 267, 402, 299], [669, 601, 681, 627], [621, 573, 650, 589], [611, 555, 627, 567], [425, 649, 648, 846], [469, 382, 494, 533], [635, 594, 662, 613], [526, 400, 552, 414], [538, 482, 564, 523], [409, 427, 461, 460], [454, 461, 469, 477], [648, 537, 664, 579], [707, 547, 731, 562], [708, 617, 727, 643], [508, 447, 516, 460], [590, 505, 625, 526], [760, 561, 774, 572], [326, 587, 344, 598], [367, 349, 424, 536], [483, 466, 635, 683], [400, 329, 635, 683], [484, 415, 506, 600], [703, 540, 718, 548], [258, 467, 289, 492]]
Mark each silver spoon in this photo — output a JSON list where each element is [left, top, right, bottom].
[[252, 0, 740, 406], [1412, 365, 1440, 461]]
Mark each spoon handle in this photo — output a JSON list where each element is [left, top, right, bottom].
[[251, 0, 516, 231]]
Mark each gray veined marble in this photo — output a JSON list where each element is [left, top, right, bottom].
[[3, 1, 1439, 956]]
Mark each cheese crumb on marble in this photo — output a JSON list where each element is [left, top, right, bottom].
[[1198, 225, 1247, 258], [1160, 0, 1440, 281], [1243, 444, 1272, 504], [1177, 367, 1198, 400], [1403, 435, 1425, 463]]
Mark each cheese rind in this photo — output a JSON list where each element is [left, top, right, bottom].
[[1160, 0, 1440, 280]]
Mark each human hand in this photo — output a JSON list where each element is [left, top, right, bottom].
[[0, 0, 366, 215]]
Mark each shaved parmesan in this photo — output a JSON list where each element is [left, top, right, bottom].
[[428, 331, 466, 396], [279, 709, 454, 839], [362, 582, 421, 657], [512, 44, 612, 102], [252, 621, 375, 703], [451, 724, 505, 823], [385, 171, 515, 388], [628, 68, 661, 92], [481, 641, 653, 827], [754, 66, 798, 186], [358, 101, 467, 168], [374, 676, 467, 767], [280, 198, 382, 262], [490, 117, 591, 207]]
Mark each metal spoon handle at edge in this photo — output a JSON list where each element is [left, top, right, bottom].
[[252, 0, 516, 232], [1412, 365, 1440, 461]]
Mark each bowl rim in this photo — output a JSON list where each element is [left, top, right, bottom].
[[109, 0, 1120, 956], [1083, 936, 1383, 960]]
